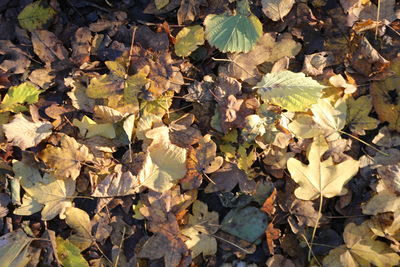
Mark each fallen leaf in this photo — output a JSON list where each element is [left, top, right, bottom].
[[287, 135, 359, 200], [311, 98, 347, 140], [39, 134, 94, 180], [204, 0, 262, 53], [0, 229, 33, 267], [346, 95, 379, 135], [372, 126, 400, 148], [73, 115, 116, 139], [302, 51, 336, 76], [254, 71, 326, 112], [22, 176, 75, 220], [64, 207, 93, 250], [17, 0, 56, 31], [3, 113, 52, 150], [370, 74, 400, 131], [0, 82, 41, 113], [221, 206, 268, 243], [31, 30, 69, 67], [0, 40, 30, 74], [205, 162, 256, 194], [181, 200, 219, 258], [262, 0, 295, 21], [174, 25, 204, 57], [56, 237, 89, 267], [323, 221, 400, 267], [225, 33, 301, 84]]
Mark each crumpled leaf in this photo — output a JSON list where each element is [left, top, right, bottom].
[[56, 237, 89, 267], [31, 30, 69, 67], [39, 134, 94, 180], [261, 0, 295, 21], [181, 200, 219, 258], [254, 71, 326, 112], [287, 135, 359, 200], [0, 82, 41, 113], [73, 115, 116, 139], [64, 207, 93, 250], [346, 95, 379, 135], [17, 0, 56, 31], [3, 113, 52, 150], [0, 229, 33, 267], [323, 221, 400, 267], [174, 25, 204, 57], [221, 206, 268, 243], [204, 0, 262, 53]]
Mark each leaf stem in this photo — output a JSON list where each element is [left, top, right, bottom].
[[338, 130, 389, 156], [308, 195, 324, 261]]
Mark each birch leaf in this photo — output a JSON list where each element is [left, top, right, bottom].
[[204, 0, 262, 53], [287, 135, 359, 200], [254, 71, 326, 112]]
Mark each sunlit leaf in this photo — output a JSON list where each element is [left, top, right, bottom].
[[0, 82, 41, 112], [174, 25, 205, 57], [254, 71, 326, 112], [204, 0, 262, 53]]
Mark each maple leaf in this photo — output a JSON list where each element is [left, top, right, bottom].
[[22, 175, 76, 220], [56, 237, 89, 267], [323, 221, 400, 267], [3, 113, 52, 150], [181, 200, 219, 258], [287, 135, 359, 201], [346, 95, 379, 135], [39, 134, 94, 180]]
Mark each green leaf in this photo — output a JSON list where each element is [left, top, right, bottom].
[[221, 206, 268, 243], [174, 25, 205, 57], [204, 0, 262, 53], [254, 71, 326, 112], [56, 237, 89, 267], [0, 82, 42, 112], [18, 0, 56, 31]]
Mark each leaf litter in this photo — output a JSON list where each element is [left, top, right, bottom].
[[0, 0, 399, 266]]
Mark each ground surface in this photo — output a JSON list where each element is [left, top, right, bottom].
[[0, 0, 399, 266]]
